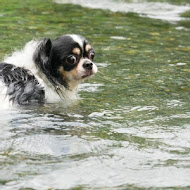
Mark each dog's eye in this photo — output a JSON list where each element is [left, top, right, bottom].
[[66, 55, 77, 64], [89, 51, 95, 61]]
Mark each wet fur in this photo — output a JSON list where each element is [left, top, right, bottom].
[[0, 34, 97, 106], [0, 63, 44, 105]]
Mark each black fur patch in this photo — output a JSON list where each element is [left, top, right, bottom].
[[0, 63, 45, 105], [33, 38, 69, 89], [50, 36, 80, 87]]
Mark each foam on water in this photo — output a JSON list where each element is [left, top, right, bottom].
[[54, 0, 190, 22]]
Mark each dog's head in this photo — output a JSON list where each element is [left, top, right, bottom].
[[33, 34, 97, 90]]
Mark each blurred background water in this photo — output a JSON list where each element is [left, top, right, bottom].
[[0, 0, 190, 189]]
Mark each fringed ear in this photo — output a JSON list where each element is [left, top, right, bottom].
[[33, 38, 52, 71], [33, 38, 58, 89]]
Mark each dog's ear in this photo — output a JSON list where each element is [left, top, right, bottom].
[[33, 38, 52, 71]]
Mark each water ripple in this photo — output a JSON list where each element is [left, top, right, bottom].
[[55, 0, 190, 22]]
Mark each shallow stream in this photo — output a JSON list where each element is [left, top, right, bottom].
[[0, 0, 190, 189]]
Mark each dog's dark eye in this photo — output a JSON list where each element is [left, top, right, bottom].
[[89, 51, 95, 61], [66, 55, 77, 64]]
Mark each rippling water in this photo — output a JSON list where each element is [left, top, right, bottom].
[[55, 0, 190, 22], [0, 0, 190, 189]]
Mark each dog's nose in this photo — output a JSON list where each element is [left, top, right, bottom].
[[83, 62, 93, 70]]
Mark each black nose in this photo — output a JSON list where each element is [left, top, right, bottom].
[[83, 62, 93, 70]]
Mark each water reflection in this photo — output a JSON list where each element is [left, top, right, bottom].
[[55, 0, 190, 22], [1, 98, 190, 189], [0, 0, 190, 189]]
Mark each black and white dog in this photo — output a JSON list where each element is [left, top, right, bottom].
[[0, 34, 97, 107]]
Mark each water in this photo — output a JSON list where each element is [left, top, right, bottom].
[[0, 0, 190, 189], [55, 0, 190, 22]]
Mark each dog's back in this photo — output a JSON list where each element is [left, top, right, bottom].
[[0, 63, 45, 106]]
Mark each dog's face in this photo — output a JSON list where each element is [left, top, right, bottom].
[[34, 35, 97, 90], [34, 34, 97, 90]]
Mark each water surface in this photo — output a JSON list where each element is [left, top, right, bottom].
[[0, 0, 190, 189], [55, 0, 190, 22]]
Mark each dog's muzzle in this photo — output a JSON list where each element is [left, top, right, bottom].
[[81, 60, 97, 79], [83, 61, 93, 70]]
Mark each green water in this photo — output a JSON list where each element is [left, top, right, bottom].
[[0, 0, 190, 189]]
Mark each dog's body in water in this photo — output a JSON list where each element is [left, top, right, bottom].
[[0, 34, 97, 107]]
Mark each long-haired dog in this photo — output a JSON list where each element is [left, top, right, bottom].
[[0, 34, 97, 106]]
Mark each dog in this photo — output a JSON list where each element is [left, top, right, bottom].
[[0, 34, 98, 106]]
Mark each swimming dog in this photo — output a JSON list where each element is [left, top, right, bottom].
[[0, 34, 97, 106]]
